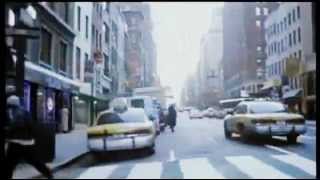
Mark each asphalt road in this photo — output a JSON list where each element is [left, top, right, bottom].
[[41, 111, 316, 179]]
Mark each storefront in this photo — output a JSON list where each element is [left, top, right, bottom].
[[25, 63, 79, 133]]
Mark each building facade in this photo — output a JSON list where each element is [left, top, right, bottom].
[[6, 2, 79, 132], [264, 2, 315, 118], [222, 2, 279, 98]]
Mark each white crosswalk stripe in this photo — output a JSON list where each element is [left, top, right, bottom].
[[126, 162, 163, 179], [179, 158, 225, 179], [76, 153, 315, 179], [76, 164, 118, 179], [225, 155, 294, 179]]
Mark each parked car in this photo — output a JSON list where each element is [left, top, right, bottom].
[[87, 98, 156, 153], [223, 100, 306, 144], [127, 96, 160, 135], [202, 107, 215, 118], [189, 109, 203, 119]]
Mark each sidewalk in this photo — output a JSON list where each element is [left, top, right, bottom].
[[13, 124, 89, 179]]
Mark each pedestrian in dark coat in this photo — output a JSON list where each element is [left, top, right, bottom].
[[5, 95, 53, 179], [167, 104, 177, 132]]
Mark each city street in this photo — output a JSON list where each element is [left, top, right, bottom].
[[38, 111, 316, 179]]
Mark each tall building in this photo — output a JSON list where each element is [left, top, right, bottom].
[[120, 2, 157, 90], [198, 6, 224, 107], [222, 2, 279, 98], [264, 2, 315, 118]]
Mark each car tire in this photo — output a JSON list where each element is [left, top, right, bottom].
[[287, 134, 298, 144], [224, 121, 232, 139], [146, 143, 155, 155]]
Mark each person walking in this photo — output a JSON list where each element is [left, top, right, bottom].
[[5, 95, 53, 179], [167, 104, 177, 133]]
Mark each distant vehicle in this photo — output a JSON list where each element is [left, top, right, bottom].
[[203, 107, 216, 118], [127, 96, 160, 135], [87, 98, 156, 153], [189, 109, 203, 119], [219, 97, 254, 118], [223, 100, 306, 144]]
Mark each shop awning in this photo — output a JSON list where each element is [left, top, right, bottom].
[[282, 88, 302, 100], [260, 79, 281, 91]]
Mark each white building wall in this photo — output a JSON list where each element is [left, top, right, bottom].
[[72, 2, 93, 94], [264, 2, 313, 90]]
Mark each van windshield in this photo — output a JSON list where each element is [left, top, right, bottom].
[[131, 99, 144, 108]]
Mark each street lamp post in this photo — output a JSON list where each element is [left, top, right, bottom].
[[5, 3, 40, 99]]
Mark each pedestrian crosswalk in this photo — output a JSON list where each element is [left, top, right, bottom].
[[77, 151, 316, 179]]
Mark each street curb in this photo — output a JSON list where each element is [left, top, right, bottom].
[[30, 151, 90, 179]]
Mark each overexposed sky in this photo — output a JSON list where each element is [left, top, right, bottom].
[[149, 2, 224, 105]]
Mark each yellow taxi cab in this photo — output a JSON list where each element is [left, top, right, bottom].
[[224, 100, 306, 143], [87, 98, 156, 153]]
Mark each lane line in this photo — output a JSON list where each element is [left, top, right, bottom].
[[168, 150, 176, 162], [76, 164, 118, 179], [126, 162, 162, 179], [265, 145, 294, 155], [179, 158, 225, 179], [225, 155, 293, 179]]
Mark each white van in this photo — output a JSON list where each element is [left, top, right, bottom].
[[127, 96, 160, 135]]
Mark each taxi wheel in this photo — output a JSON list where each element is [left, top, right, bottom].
[[287, 134, 298, 144]]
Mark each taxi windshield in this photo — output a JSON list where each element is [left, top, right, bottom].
[[97, 109, 147, 125], [249, 102, 287, 114]]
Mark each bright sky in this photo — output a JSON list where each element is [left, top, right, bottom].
[[149, 2, 224, 106]]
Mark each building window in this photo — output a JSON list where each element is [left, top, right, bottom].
[[104, 53, 109, 77], [285, 36, 288, 50], [77, 6, 81, 31], [256, 20, 261, 28], [297, 6, 300, 19], [293, 30, 296, 45], [99, 33, 102, 49], [255, 7, 261, 16], [104, 23, 109, 44], [58, 3, 69, 23], [277, 23, 279, 34], [297, 27, 301, 43], [298, 50, 302, 60], [96, 30, 98, 48], [92, 25, 95, 46], [289, 33, 292, 47], [85, 16, 89, 39], [76, 47, 81, 79], [59, 41, 67, 72], [280, 21, 283, 33], [257, 46, 262, 51], [284, 17, 287, 29], [278, 42, 281, 54], [292, 9, 296, 22], [263, 8, 268, 15], [288, 13, 291, 26], [40, 28, 52, 65]]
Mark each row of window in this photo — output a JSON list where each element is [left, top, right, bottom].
[[266, 5, 301, 39], [40, 28, 68, 74], [267, 27, 301, 56], [268, 50, 302, 77], [255, 7, 269, 16]]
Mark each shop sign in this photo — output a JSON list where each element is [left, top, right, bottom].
[[47, 97, 54, 112]]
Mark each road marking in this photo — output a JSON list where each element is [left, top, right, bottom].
[[265, 145, 294, 155], [76, 164, 118, 179], [126, 162, 162, 179], [179, 158, 224, 179], [168, 150, 176, 162], [272, 154, 316, 177], [225, 155, 293, 179]]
